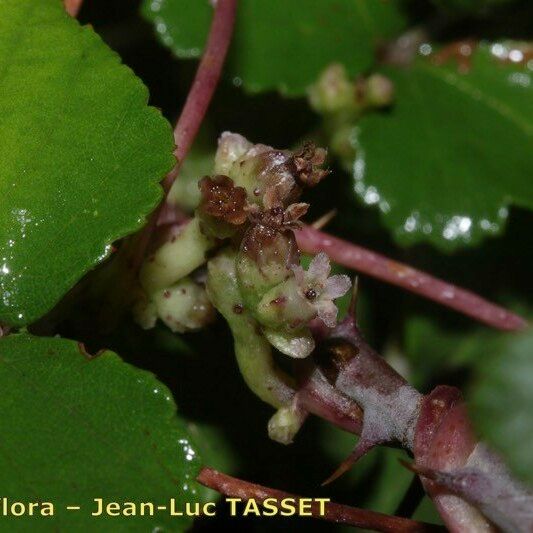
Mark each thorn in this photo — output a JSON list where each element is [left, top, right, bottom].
[[322, 438, 377, 486], [399, 459, 418, 474], [311, 209, 337, 230], [348, 276, 359, 320], [399, 459, 437, 480]]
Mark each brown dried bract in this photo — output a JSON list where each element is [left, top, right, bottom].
[[291, 142, 329, 187], [248, 202, 309, 230], [241, 222, 300, 269], [241, 203, 308, 268], [199, 175, 248, 225]]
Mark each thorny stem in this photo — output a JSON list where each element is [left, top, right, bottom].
[[295, 363, 363, 435], [64, 0, 83, 17], [297, 225, 527, 331], [312, 315, 533, 532], [162, 0, 238, 194], [197, 467, 445, 533]]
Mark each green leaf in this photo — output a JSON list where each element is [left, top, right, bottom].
[[186, 421, 238, 502], [469, 328, 533, 486], [404, 316, 484, 389], [142, 0, 406, 95], [0, 0, 174, 327], [412, 497, 443, 526], [353, 44, 532, 250], [0, 333, 203, 531]]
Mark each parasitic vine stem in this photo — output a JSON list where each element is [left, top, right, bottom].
[[296, 225, 527, 331], [197, 467, 445, 533]]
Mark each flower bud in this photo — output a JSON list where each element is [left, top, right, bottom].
[[308, 64, 355, 113], [215, 132, 253, 175], [268, 403, 307, 444], [236, 214, 300, 310], [263, 327, 315, 359], [140, 217, 214, 294], [135, 278, 215, 333], [214, 132, 328, 211], [365, 73, 395, 108], [256, 276, 315, 330]]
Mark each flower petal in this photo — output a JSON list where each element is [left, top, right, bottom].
[[307, 252, 331, 282], [316, 300, 338, 328], [291, 265, 306, 287], [324, 274, 351, 300]]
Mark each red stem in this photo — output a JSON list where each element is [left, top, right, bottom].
[[124, 0, 237, 279], [64, 0, 83, 17], [296, 225, 527, 331], [162, 0, 238, 194], [197, 467, 444, 533]]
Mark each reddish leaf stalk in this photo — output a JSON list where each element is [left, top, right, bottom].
[[64, 0, 83, 17], [122, 0, 238, 287], [197, 467, 444, 532], [154, 211, 524, 332], [296, 225, 527, 331], [162, 0, 238, 193]]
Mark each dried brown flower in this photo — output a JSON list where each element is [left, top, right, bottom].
[[198, 175, 248, 225], [291, 142, 329, 187]]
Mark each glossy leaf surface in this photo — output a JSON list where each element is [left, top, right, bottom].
[[142, 0, 406, 95], [353, 45, 532, 250], [0, 0, 174, 326], [0, 333, 202, 531]]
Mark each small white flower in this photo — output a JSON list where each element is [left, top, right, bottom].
[[293, 252, 351, 327]]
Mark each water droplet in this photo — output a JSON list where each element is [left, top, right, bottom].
[[150, 0, 162, 12], [491, 43, 507, 59], [363, 186, 380, 205], [442, 216, 472, 240], [509, 49, 524, 63], [403, 212, 420, 233], [508, 72, 530, 88], [419, 43, 432, 56]]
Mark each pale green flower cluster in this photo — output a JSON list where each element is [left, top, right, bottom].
[[134, 132, 351, 443]]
